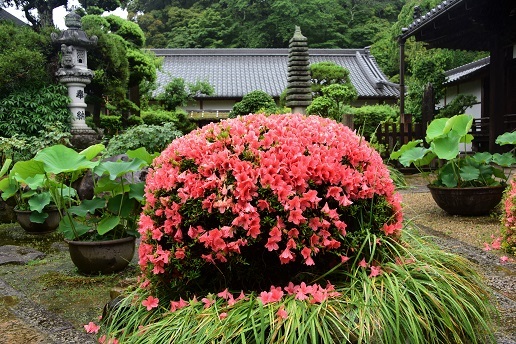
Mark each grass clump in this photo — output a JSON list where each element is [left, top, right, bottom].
[[98, 227, 497, 344]]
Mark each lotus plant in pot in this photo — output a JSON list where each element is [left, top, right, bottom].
[[391, 114, 516, 216], [0, 158, 66, 234], [30, 144, 154, 274]]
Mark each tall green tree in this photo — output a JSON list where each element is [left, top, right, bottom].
[[78, 0, 124, 14], [81, 14, 159, 122], [130, 0, 405, 49], [0, 0, 65, 29], [0, 0, 125, 29], [0, 20, 53, 94]]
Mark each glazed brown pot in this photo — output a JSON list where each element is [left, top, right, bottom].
[[427, 184, 505, 216], [66, 236, 136, 275], [14, 207, 60, 234]]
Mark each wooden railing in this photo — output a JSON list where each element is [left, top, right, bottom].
[[376, 121, 424, 158], [470, 114, 516, 151], [188, 110, 230, 121]]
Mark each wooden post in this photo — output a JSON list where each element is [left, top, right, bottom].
[[489, 40, 508, 153], [342, 113, 354, 130], [399, 36, 406, 117]]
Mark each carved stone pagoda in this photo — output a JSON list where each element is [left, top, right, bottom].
[[51, 11, 97, 141], [286, 26, 312, 114]]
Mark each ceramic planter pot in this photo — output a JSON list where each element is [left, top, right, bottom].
[[427, 184, 505, 216], [14, 207, 61, 234], [66, 236, 136, 275]]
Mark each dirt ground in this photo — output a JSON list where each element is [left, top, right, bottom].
[[400, 174, 516, 344]]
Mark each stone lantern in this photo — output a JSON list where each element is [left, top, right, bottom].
[[51, 11, 97, 140]]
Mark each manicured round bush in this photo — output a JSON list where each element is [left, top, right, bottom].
[[502, 179, 516, 256], [138, 113, 402, 297], [228, 90, 277, 118]]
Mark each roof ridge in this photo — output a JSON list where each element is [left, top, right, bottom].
[[0, 8, 27, 26], [149, 48, 365, 57], [402, 0, 463, 39]]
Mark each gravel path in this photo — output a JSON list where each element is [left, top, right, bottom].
[[400, 178, 516, 343]]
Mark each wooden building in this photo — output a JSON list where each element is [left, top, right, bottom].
[[150, 48, 400, 115], [399, 0, 516, 152]]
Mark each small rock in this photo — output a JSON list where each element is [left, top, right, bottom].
[[0, 245, 45, 265]]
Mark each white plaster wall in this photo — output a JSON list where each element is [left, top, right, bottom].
[[441, 79, 482, 119], [182, 99, 395, 112], [184, 99, 236, 112]]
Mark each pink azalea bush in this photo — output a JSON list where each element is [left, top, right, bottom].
[[501, 178, 516, 256], [95, 114, 497, 344], [138, 113, 402, 299]]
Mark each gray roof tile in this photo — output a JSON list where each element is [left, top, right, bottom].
[[402, 0, 462, 38], [0, 8, 27, 26], [151, 48, 399, 100], [444, 57, 490, 84]]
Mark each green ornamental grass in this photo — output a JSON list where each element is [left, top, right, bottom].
[[100, 227, 496, 344]]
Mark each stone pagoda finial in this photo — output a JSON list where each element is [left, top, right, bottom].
[[286, 26, 312, 114], [51, 11, 98, 147]]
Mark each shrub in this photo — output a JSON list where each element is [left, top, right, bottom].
[[157, 78, 214, 112], [229, 90, 277, 118], [138, 113, 402, 296], [127, 115, 144, 127], [98, 115, 123, 137], [0, 21, 52, 95], [307, 84, 358, 122], [351, 104, 398, 139], [141, 109, 197, 134], [502, 179, 516, 256], [0, 122, 71, 164], [105, 122, 183, 157], [97, 114, 497, 344], [0, 84, 71, 137]]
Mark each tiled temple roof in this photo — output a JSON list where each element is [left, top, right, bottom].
[[444, 57, 490, 85], [150, 48, 400, 100]]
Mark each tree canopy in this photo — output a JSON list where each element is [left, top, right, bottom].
[[129, 0, 405, 48], [0, 0, 125, 29]]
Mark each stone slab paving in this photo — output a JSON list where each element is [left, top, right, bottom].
[[0, 277, 96, 344], [0, 245, 46, 265]]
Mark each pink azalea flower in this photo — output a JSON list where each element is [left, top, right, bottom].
[[358, 259, 368, 268], [217, 288, 233, 300], [500, 256, 509, 263], [84, 322, 100, 334], [174, 247, 186, 259], [284, 282, 296, 294], [202, 297, 215, 309], [98, 336, 119, 344], [219, 312, 228, 320], [170, 298, 189, 312], [490, 237, 502, 250], [142, 296, 159, 311], [279, 248, 295, 264], [277, 305, 288, 319], [369, 265, 382, 277]]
